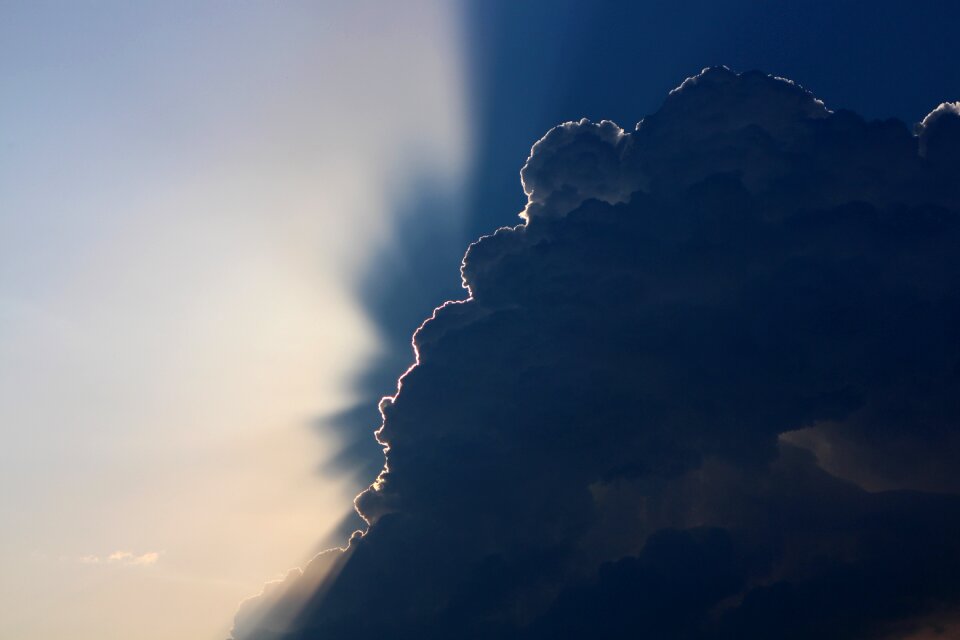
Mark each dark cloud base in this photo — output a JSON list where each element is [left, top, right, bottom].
[[232, 68, 960, 640]]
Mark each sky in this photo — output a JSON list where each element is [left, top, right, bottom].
[[3, 1, 960, 639], [0, 3, 467, 639]]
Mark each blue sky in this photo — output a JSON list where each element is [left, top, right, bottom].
[[0, 3, 467, 638]]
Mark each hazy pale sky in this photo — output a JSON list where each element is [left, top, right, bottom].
[[0, 2, 468, 638]]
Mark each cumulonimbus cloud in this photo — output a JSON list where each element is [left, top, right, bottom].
[[231, 67, 960, 640]]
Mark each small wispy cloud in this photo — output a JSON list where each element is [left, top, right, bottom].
[[69, 550, 161, 567], [128, 551, 160, 566], [108, 550, 133, 562]]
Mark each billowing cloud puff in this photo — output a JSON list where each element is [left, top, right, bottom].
[[916, 101, 960, 164], [231, 67, 960, 639], [520, 118, 636, 220]]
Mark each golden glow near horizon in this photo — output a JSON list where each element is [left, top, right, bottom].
[[0, 2, 468, 639]]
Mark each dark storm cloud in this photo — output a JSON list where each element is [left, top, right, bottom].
[[231, 68, 960, 639]]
